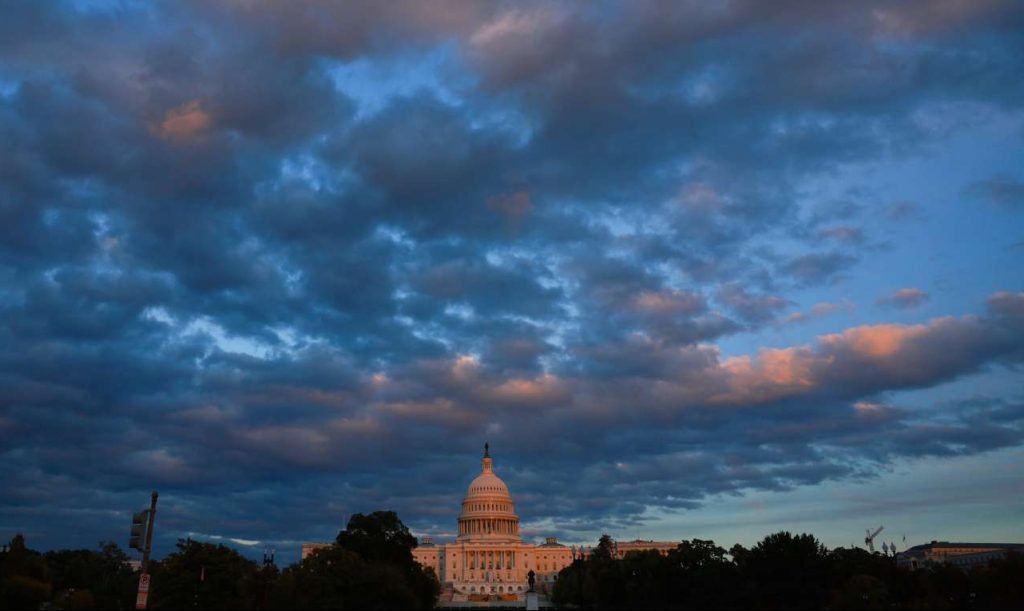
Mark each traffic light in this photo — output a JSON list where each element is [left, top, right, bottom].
[[130, 510, 150, 551]]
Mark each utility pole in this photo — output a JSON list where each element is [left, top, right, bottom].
[[135, 491, 159, 610]]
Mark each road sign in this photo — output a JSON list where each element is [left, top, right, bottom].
[[136, 572, 151, 609]]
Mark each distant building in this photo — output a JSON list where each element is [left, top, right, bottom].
[[612, 539, 678, 558], [300, 542, 332, 561], [897, 541, 1024, 570]]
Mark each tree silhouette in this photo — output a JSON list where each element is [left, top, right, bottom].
[[335, 510, 417, 566], [149, 538, 261, 610], [744, 532, 830, 609]]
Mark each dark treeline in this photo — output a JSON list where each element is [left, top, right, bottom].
[[552, 533, 1024, 609], [0, 511, 437, 610], [0, 534, 138, 609], [4, 520, 1023, 609]]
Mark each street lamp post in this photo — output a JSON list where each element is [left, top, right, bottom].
[[131, 491, 158, 610]]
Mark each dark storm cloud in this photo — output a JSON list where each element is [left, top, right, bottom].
[[1, 1, 1023, 555]]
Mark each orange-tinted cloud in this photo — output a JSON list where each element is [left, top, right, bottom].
[[486, 191, 533, 219], [711, 303, 1022, 406], [632, 290, 705, 316], [872, 0, 1008, 37], [488, 373, 569, 407], [719, 347, 818, 404], [784, 301, 852, 324], [677, 181, 725, 211], [820, 323, 931, 358], [877, 287, 929, 309], [153, 100, 212, 142]]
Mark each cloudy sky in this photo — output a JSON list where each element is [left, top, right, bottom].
[[1, 1, 1023, 564]]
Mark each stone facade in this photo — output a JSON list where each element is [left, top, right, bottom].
[[897, 541, 1024, 570], [612, 539, 678, 558], [300, 542, 332, 561]]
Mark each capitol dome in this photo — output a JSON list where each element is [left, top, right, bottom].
[[457, 443, 521, 542]]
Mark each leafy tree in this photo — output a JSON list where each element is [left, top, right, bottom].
[[149, 538, 261, 610], [590, 534, 617, 563], [44, 541, 137, 609], [271, 511, 438, 609], [335, 511, 417, 566], [672, 539, 728, 572], [0, 534, 51, 610], [744, 531, 830, 609], [620, 549, 672, 609], [668, 539, 741, 608], [551, 558, 590, 608], [272, 545, 365, 609], [274, 543, 437, 609], [338, 511, 438, 607], [728, 543, 750, 567], [831, 574, 890, 610], [53, 587, 97, 610], [252, 563, 279, 610], [587, 535, 627, 609], [968, 551, 1024, 608]]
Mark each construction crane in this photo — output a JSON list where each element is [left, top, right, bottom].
[[864, 526, 884, 553]]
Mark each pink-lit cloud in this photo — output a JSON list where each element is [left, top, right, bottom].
[[877, 287, 929, 309], [784, 301, 853, 324], [152, 100, 212, 142], [486, 373, 571, 407], [486, 191, 533, 219], [632, 289, 706, 316]]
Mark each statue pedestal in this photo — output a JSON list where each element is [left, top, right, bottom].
[[525, 591, 539, 610]]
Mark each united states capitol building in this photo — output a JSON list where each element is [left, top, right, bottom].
[[411, 444, 573, 601], [411, 444, 676, 603], [301, 444, 677, 604]]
